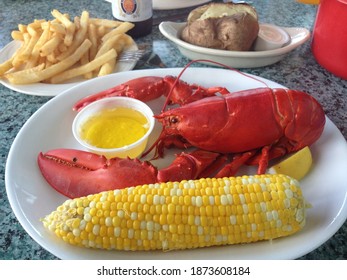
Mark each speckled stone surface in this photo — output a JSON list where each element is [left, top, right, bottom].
[[0, 0, 346, 260]]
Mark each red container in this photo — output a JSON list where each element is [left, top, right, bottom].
[[311, 0, 347, 79]]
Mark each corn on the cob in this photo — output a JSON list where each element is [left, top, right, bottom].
[[42, 174, 307, 251]]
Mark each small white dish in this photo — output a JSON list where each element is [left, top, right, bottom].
[[253, 23, 291, 51], [0, 40, 138, 96], [159, 21, 310, 68], [72, 97, 155, 159], [153, 0, 211, 10]]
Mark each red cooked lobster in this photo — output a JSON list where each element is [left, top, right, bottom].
[[38, 63, 326, 198]]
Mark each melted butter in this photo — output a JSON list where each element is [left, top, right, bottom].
[[80, 107, 149, 149]]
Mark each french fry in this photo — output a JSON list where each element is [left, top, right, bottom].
[[27, 25, 39, 37], [43, 21, 66, 35], [5, 63, 45, 77], [87, 23, 98, 60], [50, 48, 116, 83], [5, 39, 92, 84], [52, 23, 66, 34], [45, 59, 53, 68], [101, 22, 134, 42], [58, 42, 67, 53], [95, 33, 123, 58], [12, 33, 31, 68], [80, 50, 89, 65], [56, 10, 89, 61], [115, 34, 134, 52], [80, 49, 93, 79], [79, 11, 89, 35], [21, 33, 40, 60], [46, 52, 58, 63], [89, 18, 122, 28], [74, 16, 81, 30], [0, 58, 14, 76], [92, 33, 125, 75], [51, 9, 75, 46], [98, 56, 116, 77], [97, 25, 107, 38], [64, 24, 75, 47], [28, 19, 45, 30], [51, 9, 71, 26], [11, 31, 24, 41], [40, 35, 62, 57], [84, 23, 98, 78], [18, 24, 27, 33], [25, 23, 52, 68], [0, 39, 28, 75]]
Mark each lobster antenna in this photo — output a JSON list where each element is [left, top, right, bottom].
[[161, 59, 270, 112], [141, 127, 165, 159], [161, 60, 196, 112]]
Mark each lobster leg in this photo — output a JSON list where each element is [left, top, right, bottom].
[[245, 139, 294, 171], [215, 151, 256, 178], [142, 130, 192, 159], [215, 145, 279, 177], [157, 150, 223, 183], [162, 76, 230, 105], [256, 145, 271, 174], [196, 154, 229, 179]]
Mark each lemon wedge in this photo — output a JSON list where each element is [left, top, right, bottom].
[[268, 146, 313, 180]]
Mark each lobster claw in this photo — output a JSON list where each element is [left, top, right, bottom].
[[72, 76, 231, 112], [38, 149, 158, 198], [38, 148, 227, 198]]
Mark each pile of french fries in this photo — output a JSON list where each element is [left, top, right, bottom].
[[0, 9, 135, 84]]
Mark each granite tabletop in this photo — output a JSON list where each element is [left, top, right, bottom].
[[0, 0, 346, 260]]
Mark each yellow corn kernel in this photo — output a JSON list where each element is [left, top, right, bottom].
[[42, 174, 307, 251]]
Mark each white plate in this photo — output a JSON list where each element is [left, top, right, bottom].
[[0, 40, 138, 96], [5, 68, 347, 260], [153, 0, 211, 10], [159, 22, 311, 68]]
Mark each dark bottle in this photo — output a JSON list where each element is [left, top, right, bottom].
[[112, 0, 153, 38]]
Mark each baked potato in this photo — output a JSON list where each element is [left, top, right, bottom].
[[181, 2, 259, 51]]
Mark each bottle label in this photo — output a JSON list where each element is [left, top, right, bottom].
[[112, 0, 153, 22]]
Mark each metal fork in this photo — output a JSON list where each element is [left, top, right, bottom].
[[117, 49, 146, 62], [117, 43, 167, 68], [142, 52, 167, 68]]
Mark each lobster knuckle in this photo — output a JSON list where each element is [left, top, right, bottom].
[[157, 150, 220, 182]]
